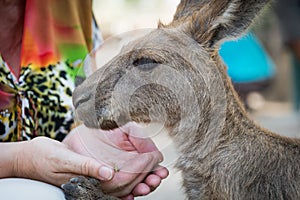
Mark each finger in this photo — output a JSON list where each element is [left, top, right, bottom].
[[132, 183, 151, 197], [152, 165, 169, 179], [114, 123, 164, 165], [143, 174, 161, 189], [130, 167, 168, 196], [61, 150, 114, 181], [106, 153, 166, 197], [120, 123, 164, 167], [120, 122, 159, 153], [121, 194, 134, 200], [103, 153, 154, 196], [129, 135, 159, 153], [103, 129, 136, 151]]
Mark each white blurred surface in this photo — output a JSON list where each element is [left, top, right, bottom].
[[0, 178, 65, 200], [93, 0, 180, 37]]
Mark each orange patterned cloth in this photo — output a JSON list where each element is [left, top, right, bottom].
[[21, 0, 93, 69]]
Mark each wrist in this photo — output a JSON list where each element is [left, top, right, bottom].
[[11, 141, 29, 178], [0, 141, 28, 178]]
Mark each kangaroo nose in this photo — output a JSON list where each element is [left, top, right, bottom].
[[73, 90, 92, 109]]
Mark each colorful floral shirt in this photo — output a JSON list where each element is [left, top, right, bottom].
[[0, 0, 102, 141]]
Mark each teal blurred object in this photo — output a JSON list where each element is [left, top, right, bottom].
[[292, 55, 300, 111], [219, 32, 276, 83]]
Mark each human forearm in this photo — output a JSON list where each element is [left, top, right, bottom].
[[0, 137, 113, 186]]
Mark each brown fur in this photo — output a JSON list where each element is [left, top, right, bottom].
[[63, 0, 300, 199]]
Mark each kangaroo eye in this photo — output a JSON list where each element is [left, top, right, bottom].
[[133, 58, 160, 70]]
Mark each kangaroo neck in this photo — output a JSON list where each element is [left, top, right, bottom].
[[172, 58, 258, 161]]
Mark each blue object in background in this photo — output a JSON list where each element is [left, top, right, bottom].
[[219, 32, 276, 83]]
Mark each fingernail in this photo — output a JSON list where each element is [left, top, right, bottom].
[[99, 166, 113, 180]]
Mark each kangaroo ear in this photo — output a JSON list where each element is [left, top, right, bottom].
[[167, 0, 272, 48]]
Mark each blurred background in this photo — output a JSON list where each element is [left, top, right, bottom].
[[92, 1, 299, 199], [93, 0, 178, 38]]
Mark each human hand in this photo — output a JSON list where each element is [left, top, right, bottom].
[[63, 123, 169, 199], [12, 137, 114, 187]]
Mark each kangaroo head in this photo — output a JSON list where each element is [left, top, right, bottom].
[[73, 0, 271, 133]]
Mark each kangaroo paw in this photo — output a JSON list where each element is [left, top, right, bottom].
[[62, 176, 120, 200]]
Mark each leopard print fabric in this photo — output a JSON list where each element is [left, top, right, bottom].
[[0, 58, 79, 141]]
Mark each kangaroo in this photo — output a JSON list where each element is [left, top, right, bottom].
[[63, 0, 300, 199]]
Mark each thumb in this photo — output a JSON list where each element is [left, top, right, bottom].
[[64, 150, 115, 181]]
